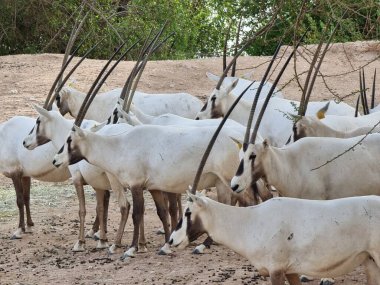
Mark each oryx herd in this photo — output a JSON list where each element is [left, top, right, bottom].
[[1, 21, 380, 285]]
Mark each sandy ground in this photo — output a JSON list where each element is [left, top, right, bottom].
[[0, 40, 379, 284]]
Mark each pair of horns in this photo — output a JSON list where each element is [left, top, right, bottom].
[[298, 12, 347, 117], [74, 40, 139, 126], [119, 22, 173, 114], [43, 7, 90, 110], [214, 8, 280, 91], [358, 68, 377, 115]]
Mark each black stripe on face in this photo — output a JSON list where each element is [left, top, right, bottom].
[[56, 95, 61, 108], [175, 218, 183, 231], [185, 208, 192, 235], [112, 109, 118, 124], [57, 145, 64, 154], [235, 159, 244, 176], [200, 101, 208, 112]]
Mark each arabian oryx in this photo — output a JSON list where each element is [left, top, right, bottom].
[[56, 86, 203, 122], [205, 71, 284, 100], [169, 193, 380, 285], [23, 106, 137, 252], [195, 82, 355, 146], [51, 123, 256, 259]]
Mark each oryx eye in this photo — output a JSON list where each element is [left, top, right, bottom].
[[249, 153, 256, 160], [211, 95, 216, 102]]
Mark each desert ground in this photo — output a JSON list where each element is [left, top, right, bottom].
[[0, 41, 379, 284]]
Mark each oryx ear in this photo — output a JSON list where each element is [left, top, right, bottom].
[[33, 104, 52, 119], [186, 190, 206, 207], [226, 78, 239, 94], [72, 125, 85, 137], [117, 97, 124, 106], [263, 139, 270, 148], [316, 102, 330, 119], [90, 121, 107, 132], [230, 136, 243, 150], [206, 72, 220, 82]]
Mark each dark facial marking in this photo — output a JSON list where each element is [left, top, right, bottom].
[[210, 97, 224, 119], [200, 101, 208, 112], [175, 217, 183, 231], [235, 159, 244, 176], [66, 135, 87, 165], [56, 95, 61, 108], [34, 117, 51, 145], [112, 108, 119, 124], [57, 145, 64, 154], [185, 207, 206, 242]]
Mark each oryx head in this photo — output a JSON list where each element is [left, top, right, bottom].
[[169, 192, 208, 249], [23, 105, 55, 149], [56, 86, 74, 116], [230, 140, 269, 193], [195, 73, 239, 120], [53, 125, 88, 168]]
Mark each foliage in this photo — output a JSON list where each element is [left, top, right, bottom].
[[0, 0, 378, 59]]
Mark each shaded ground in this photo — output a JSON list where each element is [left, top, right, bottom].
[[0, 40, 379, 284]]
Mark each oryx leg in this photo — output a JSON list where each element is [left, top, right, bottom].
[[177, 194, 183, 218], [72, 172, 86, 252], [95, 189, 108, 249], [121, 186, 144, 260], [286, 274, 301, 285], [148, 190, 171, 255], [22, 176, 33, 232], [91, 190, 110, 240], [138, 205, 147, 252], [270, 270, 285, 285], [107, 175, 130, 254], [11, 172, 26, 239], [166, 192, 179, 232], [364, 256, 380, 285]]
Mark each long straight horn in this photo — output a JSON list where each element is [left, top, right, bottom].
[[355, 90, 360, 117], [46, 38, 104, 110], [243, 42, 282, 147], [222, 22, 232, 73], [190, 82, 254, 194], [125, 24, 168, 113], [359, 70, 367, 115], [250, 38, 305, 144], [214, 9, 280, 90], [302, 21, 340, 114], [57, 6, 89, 88], [371, 69, 377, 109], [43, 32, 90, 109], [119, 29, 155, 108], [231, 16, 243, 77], [362, 69, 369, 114], [74, 42, 127, 126], [79, 40, 138, 121]]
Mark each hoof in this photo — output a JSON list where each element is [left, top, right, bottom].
[[85, 229, 95, 239], [158, 243, 172, 255], [108, 244, 118, 255], [10, 228, 23, 240], [93, 231, 100, 241], [192, 244, 206, 255], [96, 240, 109, 249], [121, 247, 136, 260], [156, 228, 165, 235], [25, 226, 33, 233], [138, 245, 148, 253], [72, 240, 86, 252], [320, 278, 335, 285], [300, 275, 313, 282]]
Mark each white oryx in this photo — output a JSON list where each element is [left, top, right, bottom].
[[56, 86, 203, 122], [293, 115, 380, 141], [195, 81, 355, 146], [231, 133, 380, 199], [51, 123, 257, 259], [170, 193, 380, 285], [23, 106, 136, 252], [205, 72, 284, 100]]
